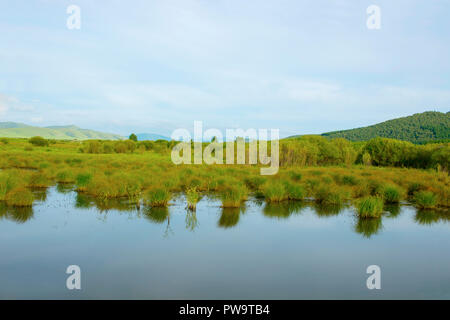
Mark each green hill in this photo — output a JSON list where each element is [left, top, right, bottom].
[[320, 111, 450, 144], [0, 122, 124, 140]]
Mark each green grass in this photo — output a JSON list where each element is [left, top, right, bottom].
[[145, 188, 171, 207], [186, 187, 200, 210], [413, 191, 437, 209], [262, 182, 287, 202], [383, 185, 403, 203], [357, 196, 384, 218], [314, 186, 346, 205], [0, 138, 448, 212], [5, 187, 34, 207], [220, 185, 247, 208]]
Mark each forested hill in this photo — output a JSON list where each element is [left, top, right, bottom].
[[321, 111, 450, 144]]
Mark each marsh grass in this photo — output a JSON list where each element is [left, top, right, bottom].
[[145, 188, 171, 207], [220, 185, 247, 208], [383, 185, 403, 203], [0, 139, 448, 211], [56, 170, 75, 183], [314, 185, 346, 205], [262, 182, 287, 202], [413, 191, 437, 209], [5, 187, 34, 207], [357, 196, 384, 218], [28, 172, 51, 188], [186, 187, 200, 210]]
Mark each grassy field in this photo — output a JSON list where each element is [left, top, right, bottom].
[[0, 137, 448, 219]]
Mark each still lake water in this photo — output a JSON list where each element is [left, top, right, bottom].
[[0, 186, 449, 299]]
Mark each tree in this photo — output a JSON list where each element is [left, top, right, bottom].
[[129, 133, 138, 142]]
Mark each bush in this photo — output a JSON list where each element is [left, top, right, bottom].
[[357, 196, 384, 218], [414, 191, 437, 209], [5, 187, 34, 207], [29, 136, 48, 147]]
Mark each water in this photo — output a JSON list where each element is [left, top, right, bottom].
[[0, 186, 449, 299]]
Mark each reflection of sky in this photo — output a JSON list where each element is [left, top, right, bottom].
[[0, 187, 449, 299], [1, 1, 449, 137]]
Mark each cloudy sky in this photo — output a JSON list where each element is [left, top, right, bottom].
[[0, 0, 449, 137]]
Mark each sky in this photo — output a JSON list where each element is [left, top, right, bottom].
[[0, 0, 449, 137]]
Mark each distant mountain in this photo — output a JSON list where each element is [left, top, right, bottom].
[[319, 111, 450, 144], [136, 133, 170, 141], [0, 122, 124, 140]]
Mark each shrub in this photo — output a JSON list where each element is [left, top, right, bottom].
[[145, 188, 171, 207], [29, 136, 48, 147], [5, 187, 34, 207], [414, 191, 437, 209], [357, 196, 384, 218]]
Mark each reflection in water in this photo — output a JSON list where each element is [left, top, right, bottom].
[[56, 183, 75, 194], [384, 204, 401, 218], [415, 209, 450, 225], [185, 210, 199, 232], [218, 207, 241, 228], [355, 217, 383, 238], [144, 206, 173, 237], [75, 194, 137, 212], [263, 201, 305, 219], [0, 202, 34, 224], [32, 188, 48, 202], [313, 203, 343, 218]]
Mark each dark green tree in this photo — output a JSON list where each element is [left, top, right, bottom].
[[129, 133, 138, 142]]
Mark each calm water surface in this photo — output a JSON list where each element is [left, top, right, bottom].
[[0, 186, 449, 299]]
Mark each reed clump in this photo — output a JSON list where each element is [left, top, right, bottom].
[[357, 196, 384, 218], [220, 185, 247, 208], [413, 191, 437, 209], [186, 187, 200, 210], [262, 182, 287, 202], [5, 187, 34, 207], [383, 185, 403, 203], [145, 188, 171, 207]]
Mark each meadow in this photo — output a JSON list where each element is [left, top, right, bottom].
[[0, 136, 448, 220]]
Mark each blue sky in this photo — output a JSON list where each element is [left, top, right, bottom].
[[0, 0, 449, 137]]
